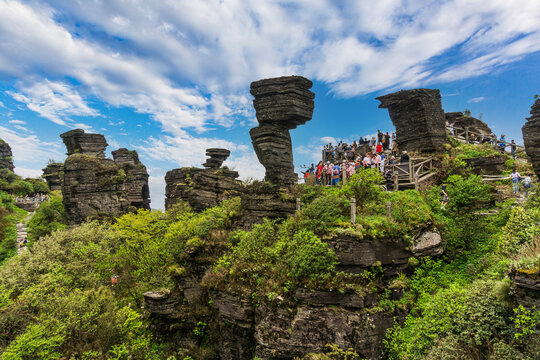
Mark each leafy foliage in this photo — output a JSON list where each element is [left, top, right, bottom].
[[26, 192, 66, 243]]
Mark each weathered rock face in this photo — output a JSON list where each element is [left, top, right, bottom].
[[464, 156, 507, 175], [112, 148, 150, 209], [510, 268, 540, 309], [165, 149, 241, 212], [377, 89, 447, 153], [522, 99, 540, 178], [446, 112, 492, 136], [202, 148, 230, 169], [241, 184, 296, 228], [60, 129, 150, 224], [60, 129, 108, 157], [0, 139, 14, 173], [250, 76, 315, 186], [42, 162, 64, 191]]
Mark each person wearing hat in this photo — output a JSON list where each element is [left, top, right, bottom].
[[400, 151, 409, 163]]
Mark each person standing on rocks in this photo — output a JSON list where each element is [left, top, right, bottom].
[[510, 168, 521, 194], [510, 140, 517, 159], [523, 174, 533, 197], [440, 182, 449, 209]]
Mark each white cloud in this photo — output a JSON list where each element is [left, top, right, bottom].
[[148, 174, 166, 210], [468, 97, 485, 103], [8, 119, 26, 125], [7, 80, 100, 126]]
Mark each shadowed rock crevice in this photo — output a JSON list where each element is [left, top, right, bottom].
[[377, 89, 447, 153]]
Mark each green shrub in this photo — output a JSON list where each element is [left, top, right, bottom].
[[27, 194, 66, 243], [341, 169, 383, 208], [298, 192, 349, 234], [499, 207, 540, 256]]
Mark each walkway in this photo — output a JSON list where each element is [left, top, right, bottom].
[[16, 212, 33, 255]]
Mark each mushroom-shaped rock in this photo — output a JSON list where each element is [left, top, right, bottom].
[[143, 290, 177, 315], [249, 75, 315, 186], [522, 99, 540, 178]]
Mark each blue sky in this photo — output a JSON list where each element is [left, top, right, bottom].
[[0, 0, 539, 209]]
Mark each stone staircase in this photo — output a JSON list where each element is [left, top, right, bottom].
[[16, 212, 33, 255]]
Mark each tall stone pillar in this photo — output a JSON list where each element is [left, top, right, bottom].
[[249, 76, 315, 186], [522, 99, 540, 178]]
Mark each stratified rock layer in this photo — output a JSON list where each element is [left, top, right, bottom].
[[377, 89, 447, 152], [60, 129, 150, 224], [202, 148, 230, 169], [0, 139, 14, 173], [42, 162, 64, 191], [60, 129, 108, 157], [522, 99, 540, 178], [250, 76, 315, 186], [165, 149, 240, 212], [112, 148, 150, 209]]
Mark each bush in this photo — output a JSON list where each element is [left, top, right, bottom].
[[298, 192, 349, 234], [27, 194, 66, 243], [499, 207, 540, 256], [341, 169, 383, 208]]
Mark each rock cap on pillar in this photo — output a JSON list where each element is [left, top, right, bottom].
[[60, 129, 108, 158], [250, 75, 315, 130], [202, 148, 231, 169]]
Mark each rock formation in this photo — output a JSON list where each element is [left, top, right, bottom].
[[249, 75, 315, 186], [112, 148, 150, 209], [42, 162, 64, 191], [165, 148, 241, 212], [60, 129, 150, 224], [377, 89, 447, 153], [0, 139, 14, 173], [446, 112, 492, 136], [60, 129, 108, 157], [522, 99, 540, 178]]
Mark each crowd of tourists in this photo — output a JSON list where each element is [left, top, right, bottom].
[[15, 194, 49, 203]]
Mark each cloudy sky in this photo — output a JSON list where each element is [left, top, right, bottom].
[[1, 0, 540, 209]]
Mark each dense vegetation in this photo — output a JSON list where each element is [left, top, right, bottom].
[[0, 144, 539, 359]]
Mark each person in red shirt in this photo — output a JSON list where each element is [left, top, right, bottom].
[[376, 142, 383, 154]]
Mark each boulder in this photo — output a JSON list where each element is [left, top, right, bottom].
[[377, 89, 447, 153], [522, 99, 540, 178], [411, 230, 445, 257], [446, 112, 492, 136], [464, 155, 507, 175], [510, 268, 540, 309]]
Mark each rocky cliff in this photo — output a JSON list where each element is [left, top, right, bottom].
[[522, 99, 540, 178], [377, 89, 447, 153], [60, 129, 150, 224], [165, 148, 241, 212], [446, 112, 492, 136], [0, 139, 14, 174]]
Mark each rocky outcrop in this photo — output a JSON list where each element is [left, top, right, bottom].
[[522, 99, 540, 178], [60, 129, 108, 157], [325, 229, 444, 276], [377, 89, 447, 153], [446, 112, 492, 136], [0, 139, 14, 173], [165, 149, 241, 212], [249, 76, 315, 186], [112, 148, 150, 209], [60, 129, 150, 224], [42, 162, 64, 191], [510, 268, 540, 309], [143, 290, 177, 315], [241, 185, 296, 228], [464, 156, 507, 175]]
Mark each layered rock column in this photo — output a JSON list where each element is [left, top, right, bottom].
[[0, 139, 14, 173], [60, 129, 150, 224], [522, 99, 540, 178], [112, 148, 151, 209], [377, 89, 447, 152], [249, 76, 315, 186], [42, 162, 64, 191]]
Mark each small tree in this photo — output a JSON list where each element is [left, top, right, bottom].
[[341, 168, 383, 208]]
